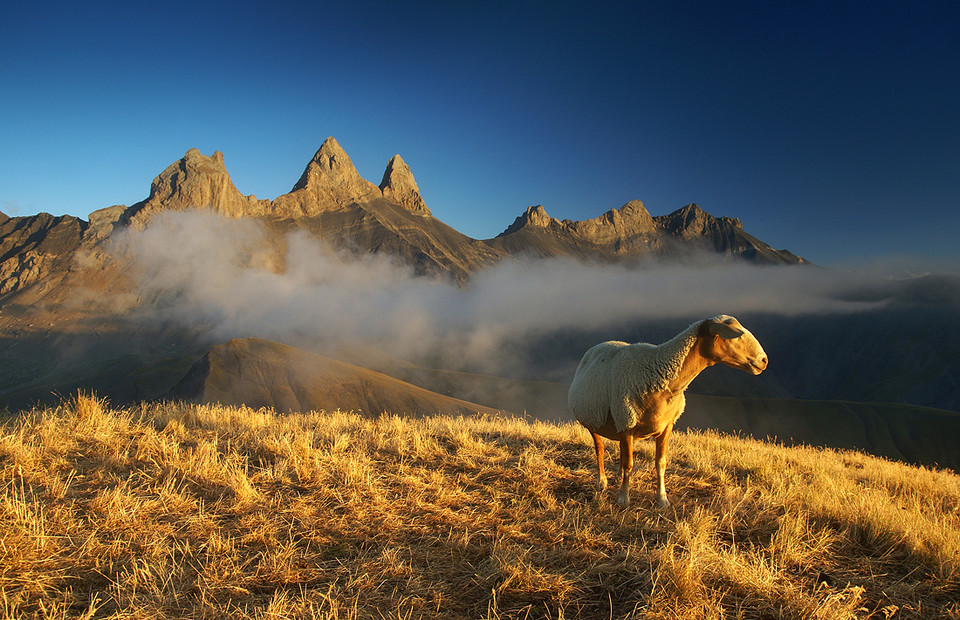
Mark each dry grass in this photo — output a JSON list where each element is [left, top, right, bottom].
[[1, 393, 958, 619]]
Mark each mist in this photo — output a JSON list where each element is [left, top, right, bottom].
[[113, 211, 933, 377]]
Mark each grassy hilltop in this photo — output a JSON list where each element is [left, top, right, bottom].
[[1, 395, 959, 619]]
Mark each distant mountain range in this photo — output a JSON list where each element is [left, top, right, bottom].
[[0, 136, 802, 300]]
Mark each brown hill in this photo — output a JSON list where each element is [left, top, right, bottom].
[[168, 337, 508, 417], [7, 396, 960, 618]]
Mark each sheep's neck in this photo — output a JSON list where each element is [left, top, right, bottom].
[[668, 343, 713, 395]]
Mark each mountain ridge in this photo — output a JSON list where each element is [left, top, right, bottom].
[[0, 136, 805, 299]]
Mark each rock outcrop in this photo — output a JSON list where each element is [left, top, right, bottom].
[[124, 148, 270, 227], [379, 154, 430, 216], [499, 205, 557, 236], [0, 213, 86, 296], [566, 200, 656, 241]]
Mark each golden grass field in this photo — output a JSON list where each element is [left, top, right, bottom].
[[1, 393, 958, 619]]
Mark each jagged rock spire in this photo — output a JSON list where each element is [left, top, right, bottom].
[[124, 148, 269, 228], [272, 137, 382, 216], [379, 154, 430, 216]]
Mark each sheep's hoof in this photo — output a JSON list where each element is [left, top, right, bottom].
[[657, 495, 671, 509], [596, 477, 608, 492], [617, 492, 630, 507]]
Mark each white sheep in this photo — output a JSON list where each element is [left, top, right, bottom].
[[568, 315, 767, 507]]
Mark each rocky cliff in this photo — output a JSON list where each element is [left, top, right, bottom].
[[124, 148, 271, 227], [0, 213, 85, 295], [379, 154, 430, 216]]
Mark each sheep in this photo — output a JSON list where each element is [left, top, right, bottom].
[[568, 315, 767, 507]]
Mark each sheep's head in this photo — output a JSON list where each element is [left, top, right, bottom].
[[700, 315, 768, 375]]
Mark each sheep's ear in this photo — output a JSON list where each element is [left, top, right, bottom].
[[706, 318, 744, 340]]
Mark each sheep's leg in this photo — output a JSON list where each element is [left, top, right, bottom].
[[655, 425, 673, 508], [617, 434, 634, 507], [590, 432, 608, 492]]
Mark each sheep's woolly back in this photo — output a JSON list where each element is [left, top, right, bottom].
[[568, 318, 705, 432]]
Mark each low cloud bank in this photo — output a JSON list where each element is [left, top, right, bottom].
[[113, 211, 944, 375]]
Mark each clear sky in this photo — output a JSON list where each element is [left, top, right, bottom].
[[3, 1, 958, 266]]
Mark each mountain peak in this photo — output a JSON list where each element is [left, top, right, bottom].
[[567, 200, 656, 239], [520, 205, 553, 227], [124, 148, 268, 226], [661, 203, 715, 237], [292, 137, 356, 190], [379, 154, 430, 216], [311, 136, 346, 166], [652, 203, 798, 263], [274, 137, 381, 216], [498, 205, 555, 236]]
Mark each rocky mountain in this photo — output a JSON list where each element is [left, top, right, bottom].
[[123, 148, 272, 227], [0, 137, 804, 301], [488, 201, 802, 264], [0, 137, 853, 423], [0, 212, 85, 296], [379, 154, 431, 216], [270, 138, 383, 216]]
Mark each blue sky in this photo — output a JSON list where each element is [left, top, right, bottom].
[[3, 1, 958, 266]]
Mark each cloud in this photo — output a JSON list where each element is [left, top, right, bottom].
[[112, 210, 931, 375], [1, 200, 22, 216]]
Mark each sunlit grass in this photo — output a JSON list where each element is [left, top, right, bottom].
[[0, 393, 958, 618]]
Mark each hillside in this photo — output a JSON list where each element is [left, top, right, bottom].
[[1, 394, 957, 618], [4, 333, 959, 475], [168, 337, 506, 418]]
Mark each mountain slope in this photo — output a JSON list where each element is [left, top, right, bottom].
[[264, 197, 504, 280], [0, 212, 86, 296], [5, 395, 958, 618], [168, 337, 507, 417]]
